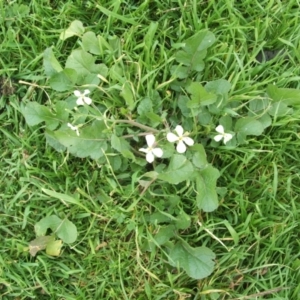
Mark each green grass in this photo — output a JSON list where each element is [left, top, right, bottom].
[[1, 0, 300, 299]]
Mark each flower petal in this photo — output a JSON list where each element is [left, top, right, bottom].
[[76, 98, 85, 106], [175, 125, 184, 137], [83, 96, 92, 105], [83, 89, 90, 95], [176, 141, 187, 153], [167, 132, 179, 143], [183, 136, 194, 146], [139, 147, 148, 154], [145, 134, 155, 147], [214, 134, 223, 142], [146, 152, 155, 163], [74, 90, 81, 97], [223, 133, 233, 144], [152, 148, 163, 158], [215, 125, 225, 134]]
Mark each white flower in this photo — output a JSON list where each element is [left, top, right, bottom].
[[139, 134, 163, 163], [214, 125, 233, 144], [67, 123, 80, 136], [74, 89, 92, 106], [167, 125, 194, 153]]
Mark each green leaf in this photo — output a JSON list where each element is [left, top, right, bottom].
[[111, 134, 130, 152], [56, 219, 78, 244], [175, 50, 206, 71], [219, 115, 233, 130], [186, 82, 217, 107], [137, 97, 153, 115], [43, 47, 63, 77], [249, 98, 270, 113], [55, 101, 69, 122], [158, 155, 194, 184], [34, 215, 77, 244], [60, 20, 85, 40], [65, 49, 107, 83], [54, 120, 108, 159], [175, 210, 191, 230], [192, 144, 208, 169], [29, 236, 55, 257], [235, 117, 264, 136], [185, 30, 216, 52], [82, 31, 101, 55], [267, 84, 300, 106], [35, 215, 62, 236], [49, 68, 77, 91], [46, 240, 63, 256], [82, 31, 112, 56], [45, 130, 66, 152], [22, 102, 61, 130], [120, 81, 135, 110], [169, 241, 215, 279], [175, 30, 215, 74], [170, 65, 191, 79], [197, 110, 212, 125], [205, 79, 231, 95], [153, 225, 176, 246], [268, 102, 293, 117], [257, 113, 272, 129], [196, 166, 220, 212]]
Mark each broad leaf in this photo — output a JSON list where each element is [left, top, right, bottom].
[[54, 120, 108, 159], [169, 241, 215, 279], [175, 30, 215, 75], [137, 97, 153, 115], [186, 82, 217, 107], [65, 49, 108, 83], [55, 219, 77, 244], [49, 68, 77, 91], [153, 225, 176, 246], [175, 210, 191, 230], [205, 79, 231, 95], [158, 154, 194, 184], [43, 47, 63, 77], [22, 102, 57, 130], [111, 134, 130, 152], [82, 31, 111, 55], [60, 20, 85, 40], [35, 215, 62, 236], [192, 144, 208, 169], [45, 130, 66, 152], [235, 117, 264, 136], [82, 31, 101, 55], [268, 102, 293, 116], [35, 215, 77, 244], [267, 84, 300, 106], [120, 81, 135, 110], [196, 166, 220, 212]]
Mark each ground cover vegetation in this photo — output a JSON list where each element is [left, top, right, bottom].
[[0, 0, 300, 299]]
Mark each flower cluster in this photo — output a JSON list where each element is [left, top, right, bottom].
[[139, 124, 233, 163], [140, 125, 194, 163], [66, 90, 234, 163]]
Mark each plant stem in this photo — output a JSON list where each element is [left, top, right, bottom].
[[113, 119, 160, 133]]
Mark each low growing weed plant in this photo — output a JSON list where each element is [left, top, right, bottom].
[[21, 20, 299, 280]]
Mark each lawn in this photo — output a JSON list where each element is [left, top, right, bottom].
[[0, 1, 299, 299]]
